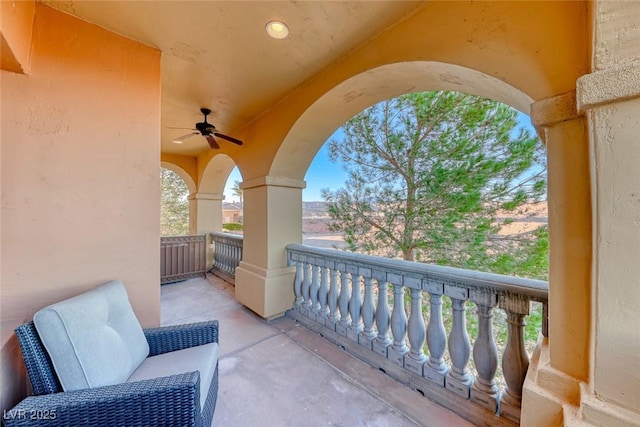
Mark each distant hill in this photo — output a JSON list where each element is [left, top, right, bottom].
[[303, 201, 330, 217]]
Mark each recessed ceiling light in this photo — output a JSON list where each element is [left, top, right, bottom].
[[266, 20, 290, 39], [172, 139, 183, 144]]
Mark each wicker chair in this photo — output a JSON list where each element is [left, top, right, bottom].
[[6, 320, 219, 427]]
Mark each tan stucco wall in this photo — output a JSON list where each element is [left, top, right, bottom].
[[0, 4, 161, 410], [575, 1, 640, 424], [591, 96, 640, 417]]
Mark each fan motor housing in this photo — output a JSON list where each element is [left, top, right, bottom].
[[196, 122, 214, 135]]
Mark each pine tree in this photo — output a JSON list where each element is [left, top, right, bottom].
[[322, 91, 547, 279]]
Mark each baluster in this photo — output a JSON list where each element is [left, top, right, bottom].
[[405, 286, 427, 375], [336, 264, 351, 336], [223, 241, 228, 271], [445, 285, 472, 398], [326, 263, 340, 329], [293, 260, 303, 310], [309, 260, 320, 319], [347, 266, 364, 342], [219, 240, 224, 271], [226, 242, 232, 273], [220, 240, 226, 273], [372, 271, 392, 357], [424, 286, 449, 386], [359, 275, 376, 349], [301, 261, 312, 315], [213, 240, 219, 270], [388, 275, 408, 366], [318, 264, 330, 322], [499, 294, 530, 424], [232, 245, 239, 274], [542, 301, 548, 338], [470, 290, 500, 412], [218, 240, 224, 272]]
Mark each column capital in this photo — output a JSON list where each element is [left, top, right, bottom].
[[241, 175, 306, 190], [577, 59, 640, 112], [531, 91, 580, 128], [188, 192, 224, 201]]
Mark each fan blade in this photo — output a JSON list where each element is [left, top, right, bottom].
[[172, 132, 199, 143], [206, 135, 220, 149], [214, 132, 243, 146], [167, 126, 197, 130]]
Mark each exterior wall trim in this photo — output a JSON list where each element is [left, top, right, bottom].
[[577, 60, 640, 112], [189, 192, 224, 201], [531, 91, 581, 128], [241, 175, 306, 190]]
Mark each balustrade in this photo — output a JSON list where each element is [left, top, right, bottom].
[[160, 235, 207, 284], [287, 243, 548, 425], [209, 232, 243, 284]]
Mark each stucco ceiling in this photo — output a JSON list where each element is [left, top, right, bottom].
[[42, 1, 424, 156]]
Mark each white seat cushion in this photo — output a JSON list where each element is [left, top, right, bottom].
[[33, 280, 149, 391], [126, 342, 219, 410]]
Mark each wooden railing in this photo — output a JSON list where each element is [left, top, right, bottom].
[[160, 235, 207, 284], [286, 243, 548, 426], [209, 232, 243, 284]]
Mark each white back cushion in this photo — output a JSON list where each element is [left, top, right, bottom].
[[34, 280, 149, 391]]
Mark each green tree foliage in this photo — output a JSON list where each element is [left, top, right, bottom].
[[232, 180, 243, 206], [322, 91, 547, 279], [160, 168, 189, 236]]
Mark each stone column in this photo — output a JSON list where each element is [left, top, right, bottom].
[[521, 91, 591, 426], [189, 192, 223, 267], [576, 59, 640, 426], [189, 192, 223, 235], [234, 176, 304, 318]]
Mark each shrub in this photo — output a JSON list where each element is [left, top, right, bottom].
[[223, 222, 243, 231]]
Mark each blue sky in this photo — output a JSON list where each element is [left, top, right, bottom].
[[224, 111, 536, 202]]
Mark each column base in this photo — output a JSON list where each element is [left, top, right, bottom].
[[235, 261, 296, 319], [521, 338, 583, 427], [579, 389, 640, 427]]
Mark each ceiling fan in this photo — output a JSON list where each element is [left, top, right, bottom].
[[172, 108, 243, 149]]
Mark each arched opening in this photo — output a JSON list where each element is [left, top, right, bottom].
[[247, 61, 565, 425], [271, 62, 533, 181], [302, 90, 547, 277], [199, 154, 237, 195], [299, 88, 548, 390], [222, 166, 244, 232]]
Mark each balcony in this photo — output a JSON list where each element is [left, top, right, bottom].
[[162, 275, 473, 426], [4, 2, 638, 424], [162, 235, 547, 425]]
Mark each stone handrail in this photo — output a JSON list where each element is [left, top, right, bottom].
[[209, 232, 243, 284], [286, 243, 548, 425]]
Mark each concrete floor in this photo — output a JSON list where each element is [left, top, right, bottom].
[[161, 275, 474, 427]]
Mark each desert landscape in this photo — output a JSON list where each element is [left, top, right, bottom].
[[302, 201, 548, 249]]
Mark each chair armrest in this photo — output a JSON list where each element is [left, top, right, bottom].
[[3, 372, 201, 427], [144, 321, 218, 356]]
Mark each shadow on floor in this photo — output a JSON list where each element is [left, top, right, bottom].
[[161, 275, 473, 427]]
